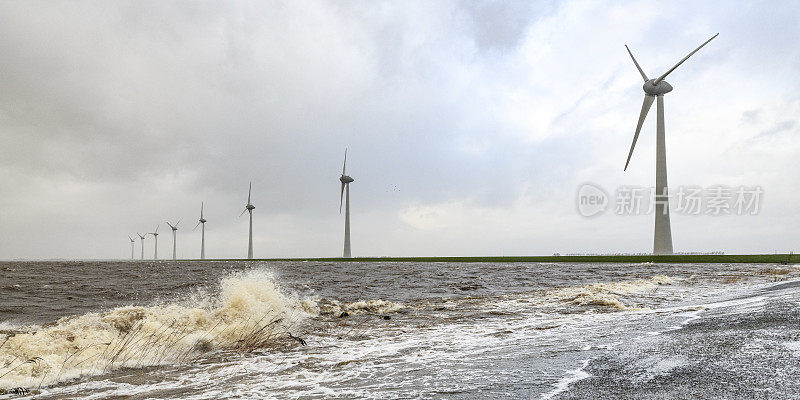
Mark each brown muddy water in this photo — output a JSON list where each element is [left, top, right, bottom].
[[1, 261, 799, 399]]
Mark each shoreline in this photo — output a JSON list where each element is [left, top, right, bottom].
[[159, 254, 799, 264], [3, 254, 797, 263]]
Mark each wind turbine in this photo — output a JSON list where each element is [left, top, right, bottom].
[[339, 149, 354, 258], [193, 202, 207, 259], [166, 220, 180, 260], [623, 33, 718, 255], [128, 235, 135, 260], [239, 182, 255, 259], [149, 224, 160, 260], [137, 233, 146, 260]]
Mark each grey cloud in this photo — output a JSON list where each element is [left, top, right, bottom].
[[741, 109, 761, 124], [758, 120, 796, 137], [1, 1, 800, 259]]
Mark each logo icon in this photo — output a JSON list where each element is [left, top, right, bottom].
[[576, 183, 608, 217]]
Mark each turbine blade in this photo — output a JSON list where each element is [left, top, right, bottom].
[[248, 181, 252, 204], [176, 219, 181, 227], [239, 207, 247, 217], [200, 202, 204, 219], [654, 33, 718, 84], [342, 148, 347, 175], [624, 45, 648, 82], [154, 224, 159, 233], [193, 221, 201, 231], [339, 182, 345, 213], [624, 95, 655, 171]]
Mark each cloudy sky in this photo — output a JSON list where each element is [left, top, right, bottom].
[[1, 0, 798, 260]]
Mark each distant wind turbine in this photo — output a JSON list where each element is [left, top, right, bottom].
[[128, 235, 135, 260], [193, 202, 207, 259], [137, 233, 146, 260], [149, 224, 160, 260], [623, 33, 718, 255], [166, 220, 180, 260], [339, 149, 354, 258], [239, 182, 255, 259]]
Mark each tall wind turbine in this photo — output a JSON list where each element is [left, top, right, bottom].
[[194, 202, 207, 259], [149, 224, 160, 260], [623, 33, 718, 255], [166, 220, 180, 260], [137, 233, 146, 260], [339, 149, 354, 258], [239, 182, 255, 259], [128, 235, 135, 260]]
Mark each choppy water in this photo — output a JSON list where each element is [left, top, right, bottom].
[[1, 261, 799, 399]]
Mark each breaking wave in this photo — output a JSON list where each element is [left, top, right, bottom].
[[544, 275, 676, 311], [317, 299, 405, 316], [0, 269, 314, 390]]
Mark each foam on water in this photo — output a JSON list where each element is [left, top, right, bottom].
[[317, 299, 405, 316], [540, 359, 591, 400], [543, 275, 676, 310], [783, 341, 800, 356], [0, 269, 312, 390], [3, 262, 795, 398]]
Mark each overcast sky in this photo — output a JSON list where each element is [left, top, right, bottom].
[[1, 0, 798, 259]]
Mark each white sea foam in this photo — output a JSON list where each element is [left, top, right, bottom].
[[0, 268, 312, 390], [783, 341, 800, 356], [540, 359, 591, 400], [537, 275, 677, 311], [317, 299, 405, 316], [4, 265, 786, 398]]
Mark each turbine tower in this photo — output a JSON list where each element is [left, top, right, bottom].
[[339, 149, 354, 258], [166, 220, 180, 260], [623, 33, 718, 255], [149, 224, 160, 260], [239, 182, 255, 259], [128, 235, 135, 260], [137, 233, 146, 260], [193, 202, 207, 259]]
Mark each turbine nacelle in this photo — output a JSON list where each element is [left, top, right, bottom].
[[240, 182, 255, 216], [623, 33, 718, 171], [199, 218, 207, 224], [340, 175, 354, 184], [643, 79, 672, 96]]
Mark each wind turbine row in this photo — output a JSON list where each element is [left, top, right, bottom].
[[129, 203, 208, 261], [127, 149, 357, 261], [128, 226, 161, 260], [123, 33, 714, 261]]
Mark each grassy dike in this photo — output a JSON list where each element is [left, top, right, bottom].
[[207, 254, 799, 264]]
